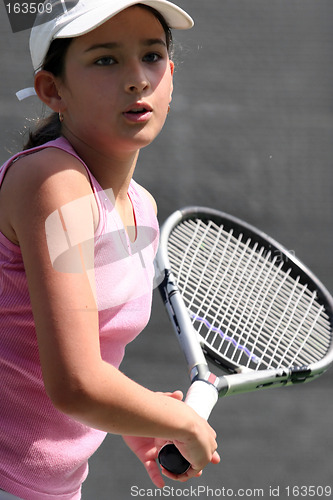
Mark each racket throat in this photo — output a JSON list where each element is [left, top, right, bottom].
[[190, 363, 229, 397]]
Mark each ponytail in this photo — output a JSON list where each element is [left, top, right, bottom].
[[23, 112, 62, 150]]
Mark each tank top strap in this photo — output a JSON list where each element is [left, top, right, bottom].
[[0, 136, 107, 238]]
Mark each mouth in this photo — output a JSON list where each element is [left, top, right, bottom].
[[123, 103, 153, 123]]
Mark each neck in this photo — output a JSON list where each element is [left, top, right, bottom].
[[62, 129, 140, 199]]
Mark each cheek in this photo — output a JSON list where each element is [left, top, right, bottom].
[[64, 79, 116, 119], [155, 74, 173, 107]]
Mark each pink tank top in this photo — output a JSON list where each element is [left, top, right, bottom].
[[0, 137, 159, 499]]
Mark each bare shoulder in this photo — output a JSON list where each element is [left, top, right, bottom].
[[0, 147, 96, 244], [136, 183, 158, 216], [2, 147, 92, 200]]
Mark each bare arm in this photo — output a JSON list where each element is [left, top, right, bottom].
[[1, 148, 219, 476]]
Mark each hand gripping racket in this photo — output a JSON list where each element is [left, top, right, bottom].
[[155, 206, 333, 475]]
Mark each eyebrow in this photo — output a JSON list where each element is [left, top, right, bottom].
[[85, 38, 167, 53]]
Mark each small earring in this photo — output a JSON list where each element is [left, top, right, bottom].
[[167, 105, 171, 114], [59, 112, 64, 123]]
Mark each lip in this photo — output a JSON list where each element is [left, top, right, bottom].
[[123, 102, 153, 123]]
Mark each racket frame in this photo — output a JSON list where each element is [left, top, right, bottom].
[[156, 206, 333, 474], [155, 206, 333, 399]]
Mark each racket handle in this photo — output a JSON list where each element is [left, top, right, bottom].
[[158, 443, 191, 475], [158, 380, 218, 474]]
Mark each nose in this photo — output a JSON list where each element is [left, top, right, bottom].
[[125, 60, 150, 94]]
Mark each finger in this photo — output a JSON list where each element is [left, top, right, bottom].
[[161, 468, 192, 482], [145, 460, 166, 488], [161, 465, 203, 482], [158, 390, 183, 400], [169, 390, 184, 400], [187, 468, 203, 479], [211, 450, 221, 464]]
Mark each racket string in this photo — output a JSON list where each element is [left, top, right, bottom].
[[168, 218, 332, 371]]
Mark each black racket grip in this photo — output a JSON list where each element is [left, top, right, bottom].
[[158, 443, 191, 474]]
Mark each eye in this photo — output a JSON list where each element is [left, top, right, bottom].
[[95, 56, 116, 66], [143, 52, 162, 63]]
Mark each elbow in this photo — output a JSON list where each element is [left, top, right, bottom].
[[45, 376, 94, 419]]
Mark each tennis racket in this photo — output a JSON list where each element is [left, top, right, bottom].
[[155, 206, 333, 474]]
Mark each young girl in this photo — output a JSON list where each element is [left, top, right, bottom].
[[0, 1, 220, 499]]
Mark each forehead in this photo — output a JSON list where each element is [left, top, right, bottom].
[[71, 6, 167, 48]]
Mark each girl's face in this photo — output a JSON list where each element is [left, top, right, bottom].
[[56, 6, 174, 157]]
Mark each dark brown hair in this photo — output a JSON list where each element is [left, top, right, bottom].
[[23, 4, 173, 150]]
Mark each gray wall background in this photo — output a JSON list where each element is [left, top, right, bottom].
[[1, 1, 332, 498]]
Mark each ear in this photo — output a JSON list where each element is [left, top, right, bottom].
[[34, 70, 66, 113], [169, 60, 175, 103]]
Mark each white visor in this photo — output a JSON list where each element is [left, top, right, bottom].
[[30, 0, 194, 72]]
